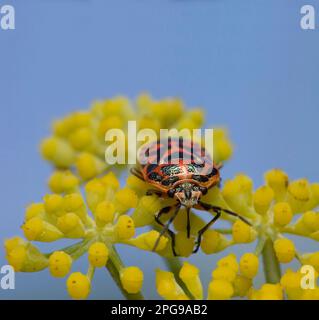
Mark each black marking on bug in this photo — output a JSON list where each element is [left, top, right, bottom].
[[192, 174, 209, 182], [161, 176, 180, 186], [148, 172, 163, 182], [146, 164, 158, 174]]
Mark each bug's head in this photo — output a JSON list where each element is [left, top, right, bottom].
[[168, 182, 207, 207]]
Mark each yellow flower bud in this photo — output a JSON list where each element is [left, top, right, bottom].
[[221, 175, 253, 214], [49, 251, 72, 277], [48, 170, 79, 194], [66, 272, 91, 299], [288, 179, 311, 202], [85, 179, 107, 210], [306, 183, 319, 210], [253, 186, 274, 215], [126, 175, 148, 195], [95, 201, 115, 226], [5, 241, 48, 272], [273, 202, 293, 227], [214, 138, 233, 163], [98, 115, 123, 137], [63, 193, 88, 223], [43, 194, 64, 215], [239, 253, 259, 279], [100, 172, 120, 191], [114, 188, 138, 214], [4, 237, 26, 253], [302, 211, 319, 232], [175, 232, 195, 257], [232, 220, 256, 243], [63, 193, 84, 212], [280, 269, 303, 300], [129, 230, 168, 252], [136, 92, 152, 111], [88, 242, 109, 268], [76, 152, 106, 181], [156, 269, 182, 300], [22, 217, 63, 242], [131, 195, 162, 227], [189, 107, 204, 125], [120, 266, 143, 294], [68, 127, 93, 151], [287, 179, 311, 212], [57, 213, 86, 238], [264, 169, 288, 200], [40, 137, 75, 168], [67, 111, 91, 130], [217, 254, 239, 273], [252, 283, 283, 300], [6, 246, 27, 271], [233, 275, 252, 297], [179, 262, 203, 300], [201, 230, 230, 254], [25, 203, 45, 221], [138, 116, 161, 133], [207, 279, 234, 300], [212, 266, 236, 283], [115, 215, 135, 240], [301, 252, 319, 272], [274, 238, 295, 263]]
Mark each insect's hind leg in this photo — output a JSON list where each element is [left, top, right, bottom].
[[193, 207, 221, 253], [199, 201, 252, 226], [154, 205, 180, 256], [192, 201, 252, 253]]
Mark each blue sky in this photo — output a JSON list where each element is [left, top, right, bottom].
[[0, 0, 318, 299]]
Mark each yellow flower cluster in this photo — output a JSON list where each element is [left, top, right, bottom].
[[5, 172, 147, 299], [156, 254, 258, 300], [6, 92, 319, 300], [9, 94, 234, 300], [39, 94, 233, 182]]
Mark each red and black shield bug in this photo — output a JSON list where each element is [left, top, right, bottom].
[[131, 137, 251, 255]]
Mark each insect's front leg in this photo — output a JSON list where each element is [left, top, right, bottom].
[[154, 205, 180, 256], [146, 189, 163, 197], [130, 167, 144, 181], [193, 207, 221, 253]]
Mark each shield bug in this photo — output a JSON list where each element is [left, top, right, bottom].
[[131, 137, 251, 255]]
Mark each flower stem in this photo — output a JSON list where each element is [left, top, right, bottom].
[[106, 245, 144, 300], [262, 238, 281, 284]]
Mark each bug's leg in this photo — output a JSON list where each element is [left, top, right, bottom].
[[154, 205, 180, 256], [186, 207, 191, 238], [193, 207, 221, 253], [130, 167, 144, 181], [199, 201, 252, 226], [146, 189, 163, 197]]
